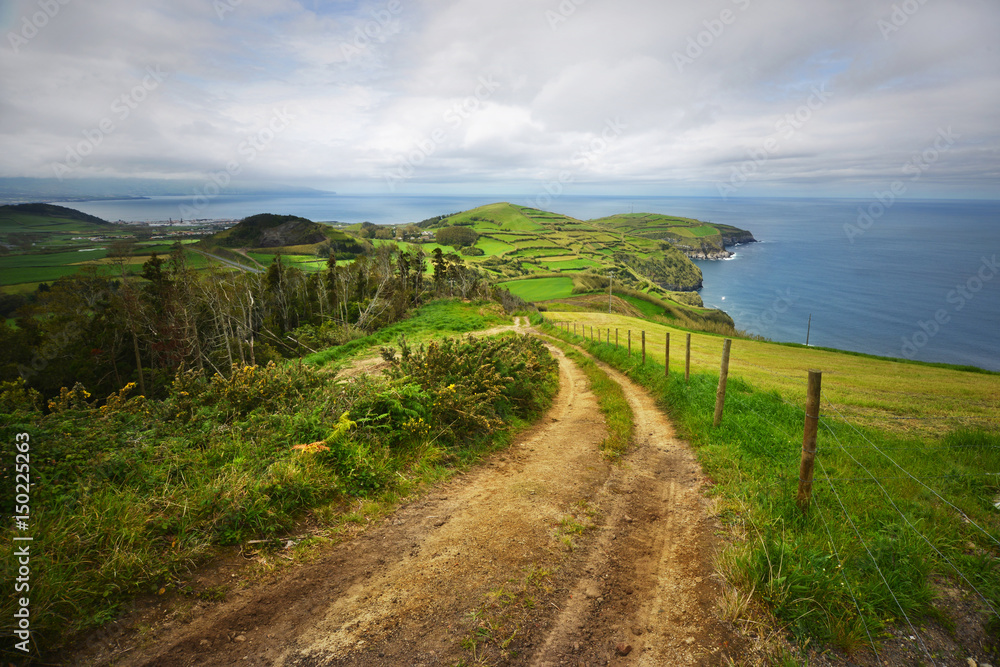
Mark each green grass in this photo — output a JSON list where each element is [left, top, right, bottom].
[[0, 263, 87, 285], [246, 252, 327, 271], [474, 237, 515, 256], [440, 202, 550, 232], [515, 248, 574, 258], [545, 312, 998, 438], [539, 257, 602, 271], [303, 298, 510, 368], [420, 203, 719, 295], [0, 248, 108, 267], [498, 277, 574, 302], [0, 247, 217, 290], [538, 317, 1000, 658], [619, 294, 665, 318], [668, 224, 719, 238]]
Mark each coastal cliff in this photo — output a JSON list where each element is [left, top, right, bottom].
[[588, 212, 756, 261], [677, 225, 757, 260]]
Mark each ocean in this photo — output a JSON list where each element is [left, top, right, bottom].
[[63, 194, 1000, 371]]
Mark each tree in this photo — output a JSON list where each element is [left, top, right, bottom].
[[434, 226, 478, 248], [432, 248, 447, 292]]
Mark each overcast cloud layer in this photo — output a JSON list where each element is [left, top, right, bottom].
[[1, 0, 998, 198]]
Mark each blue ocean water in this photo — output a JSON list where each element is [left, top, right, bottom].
[[63, 194, 1000, 371]]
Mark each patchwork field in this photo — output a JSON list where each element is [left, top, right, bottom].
[[0, 204, 238, 293], [498, 276, 575, 301]]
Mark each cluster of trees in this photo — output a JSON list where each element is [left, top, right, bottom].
[[434, 226, 478, 248], [354, 222, 425, 241], [0, 243, 496, 402]]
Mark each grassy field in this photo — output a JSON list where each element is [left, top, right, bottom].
[[246, 252, 326, 271], [303, 298, 512, 368], [536, 314, 1000, 660], [498, 276, 575, 301], [539, 257, 602, 271], [474, 237, 515, 256], [544, 311, 999, 438]]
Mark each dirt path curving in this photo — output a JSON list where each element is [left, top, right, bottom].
[[75, 327, 741, 666]]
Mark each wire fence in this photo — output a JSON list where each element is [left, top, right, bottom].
[[546, 317, 1000, 663]]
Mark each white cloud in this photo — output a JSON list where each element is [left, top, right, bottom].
[[0, 0, 997, 197]]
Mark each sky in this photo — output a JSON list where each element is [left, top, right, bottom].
[[1, 0, 998, 199]]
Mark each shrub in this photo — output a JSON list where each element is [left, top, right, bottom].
[[382, 333, 557, 444]]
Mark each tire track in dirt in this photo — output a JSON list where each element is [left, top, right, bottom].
[[527, 340, 742, 666]]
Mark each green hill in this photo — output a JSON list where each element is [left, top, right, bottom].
[[589, 212, 756, 259], [199, 213, 364, 259], [420, 202, 730, 293], [0, 203, 111, 232], [205, 213, 338, 249]]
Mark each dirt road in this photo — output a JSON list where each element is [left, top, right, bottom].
[[77, 330, 740, 666]]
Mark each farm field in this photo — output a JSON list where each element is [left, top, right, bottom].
[[543, 310, 999, 437], [498, 276, 575, 301], [0, 204, 237, 293], [416, 202, 745, 304]]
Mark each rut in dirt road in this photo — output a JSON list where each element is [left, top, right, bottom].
[[528, 342, 740, 666], [86, 329, 737, 666]]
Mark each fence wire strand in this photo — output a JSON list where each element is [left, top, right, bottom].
[[826, 406, 1000, 551], [811, 469, 882, 660], [815, 457, 938, 665]]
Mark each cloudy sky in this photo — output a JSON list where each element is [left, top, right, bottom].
[[1, 0, 998, 198]]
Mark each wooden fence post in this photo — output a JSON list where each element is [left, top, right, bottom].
[[641, 331, 646, 364], [628, 330, 631, 355], [615, 329, 618, 347], [685, 333, 691, 383], [665, 333, 670, 377], [713, 339, 732, 427], [796, 371, 823, 513]]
